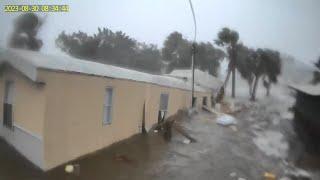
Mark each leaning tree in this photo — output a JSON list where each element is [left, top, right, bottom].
[[215, 27, 239, 98], [250, 48, 281, 101], [235, 44, 256, 96]]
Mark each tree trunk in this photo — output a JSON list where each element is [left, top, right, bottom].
[[231, 46, 236, 98], [248, 79, 253, 96], [223, 66, 232, 89], [266, 85, 271, 96], [251, 75, 260, 101], [232, 66, 236, 98]]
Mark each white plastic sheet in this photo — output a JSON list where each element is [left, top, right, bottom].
[[216, 114, 237, 126]]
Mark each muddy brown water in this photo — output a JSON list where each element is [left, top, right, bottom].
[[1, 106, 320, 180], [0, 133, 169, 180]]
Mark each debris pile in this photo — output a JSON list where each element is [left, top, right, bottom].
[[151, 109, 197, 143]]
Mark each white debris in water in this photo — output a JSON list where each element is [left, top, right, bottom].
[[251, 124, 263, 131], [238, 178, 246, 180], [279, 177, 290, 180], [285, 168, 312, 179], [183, 139, 191, 144], [272, 117, 280, 125], [281, 111, 294, 120], [229, 172, 237, 177], [216, 114, 237, 126], [253, 130, 288, 158]]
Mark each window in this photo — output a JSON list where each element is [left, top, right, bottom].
[[158, 93, 169, 124], [103, 87, 113, 125], [192, 97, 197, 107], [202, 96, 208, 106], [211, 96, 215, 107], [3, 81, 14, 129], [159, 93, 169, 111]]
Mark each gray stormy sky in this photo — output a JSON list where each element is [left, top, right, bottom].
[[0, 0, 320, 63]]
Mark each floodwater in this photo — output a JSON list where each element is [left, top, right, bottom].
[[1, 89, 320, 180], [0, 131, 169, 180]]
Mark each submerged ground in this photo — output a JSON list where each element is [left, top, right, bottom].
[[0, 85, 319, 180]]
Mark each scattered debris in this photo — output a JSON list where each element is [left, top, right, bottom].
[[279, 177, 290, 180], [253, 130, 288, 158], [65, 164, 74, 173], [65, 164, 80, 175], [285, 167, 312, 180], [152, 109, 197, 143], [174, 123, 197, 143], [153, 130, 158, 133], [238, 177, 246, 180], [183, 139, 191, 144], [230, 172, 237, 177], [221, 102, 233, 114], [230, 125, 238, 132], [216, 114, 237, 126], [202, 106, 212, 112], [281, 111, 293, 120], [263, 172, 276, 180]]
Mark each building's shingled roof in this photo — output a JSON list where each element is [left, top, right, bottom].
[[0, 48, 209, 92]]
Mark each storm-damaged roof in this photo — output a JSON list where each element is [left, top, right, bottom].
[[0, 48, 210, 92]]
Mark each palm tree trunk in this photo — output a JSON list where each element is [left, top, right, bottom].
[[232, 66, 236, 98], [266, 85, 271, 96], [223, 66, 232, 88], [251, 75, 260, 101], [248, 79, 253, 96]]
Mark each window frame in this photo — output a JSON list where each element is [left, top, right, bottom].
[[159, 93, 169, 112], [103, 87, 114, 126], [202, 96, 208, 106], [3, 80, 15, 129]]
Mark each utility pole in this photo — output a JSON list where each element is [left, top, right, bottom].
[[188, 0, 197, 108], [191, 43, 196, 107]]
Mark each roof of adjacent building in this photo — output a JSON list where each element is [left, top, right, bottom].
[[0, 48, 210, 92], [289, 84, 320, 96], [167, 69, 223, 91]]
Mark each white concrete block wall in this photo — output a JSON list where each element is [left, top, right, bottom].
[[0, 122, 44, 169]]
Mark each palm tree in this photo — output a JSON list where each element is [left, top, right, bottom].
[[235, 44, 255, 96], [250, 49, 281, 101], [215, 27, 239, 98]]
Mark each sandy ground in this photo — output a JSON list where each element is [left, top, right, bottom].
[[0, 85, 319, 179]]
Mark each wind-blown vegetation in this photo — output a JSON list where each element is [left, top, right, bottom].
[[215, 27, 282, 101], [9, 13, 43, 51], [57, 29, 225, 76], [215, 27, 239, 98], [162, 31, 225, 76], [8, 13, 284, 101]]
